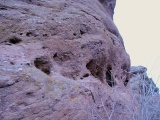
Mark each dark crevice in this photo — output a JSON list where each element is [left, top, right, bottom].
[[42, 46, 47, 49], [0, 83, 15, 89], [26, 31, 33, 37], [80, 10, 101, 21], [26, 91, 34, 96], [0, 6, 7, 10], [10, 62, 14, 65], [26, 30, 37, 37], [34, 56, 51, 75], [53, 53, 58, 58], [19, 33, 23, 35], [0, 79, 20, 89], [73, 33, 76, 36], [106, 66, 115, 87], [7, 36, 22, 44], [43, 33, 48, 37], [89, 90, 95, 103], [124, 79, 129, 86], [80, 29, 85, 35], [83, 73, 89, 78]]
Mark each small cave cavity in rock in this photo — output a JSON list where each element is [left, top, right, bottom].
[[19, 33, 23, 35], [81, 73, 90, 79], [0, 6, 7, 10], [124, 79, 129, 86], [26, 91, 34, 96], [10, 62, 14, 65], [80, 29, 85, 35], [53, 53, 58, 58], [83, 73, 89, 78], [43, 33, 48, 37], [86, 60, 103, 82], [26, 30, 37, 37], [34, 56, 51, 75], [8, 36, 22, 44], [26, 31, 33, 37], [42, 46, 47, 49], [106, 66, 115, 87], [73, 33, 76, 36]]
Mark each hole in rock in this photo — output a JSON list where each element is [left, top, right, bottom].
[[42, 46, 47, 49], [34, 57, 51, 75], [43, 33, 48, 37], [10, 62, 14, 65], [124, 79, 129, 86], [26, 31, 33, 37], [83, 73, 89, 78], [8, 36, 22, 44], [26, 91, 34, 96], [80, 29, 85, 35], [26, 30, 37, 37], [20, 33, 23, 35], [86, 60, 95, 75], [0, 5, 7, 10], [73, 33, 76, 36], [86, 60, 103, 82], [106, 66, 115, 87], [53, 53, 58, 58]]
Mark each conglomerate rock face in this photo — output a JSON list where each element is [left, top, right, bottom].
[[0, 0, 133, 120]]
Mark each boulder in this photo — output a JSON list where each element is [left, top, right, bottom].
[[0, 0, 135, 120]]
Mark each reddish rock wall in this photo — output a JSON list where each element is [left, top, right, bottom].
[[0, 0, 133, 120]]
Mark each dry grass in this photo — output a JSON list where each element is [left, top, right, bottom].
[[137, 74, 160, 120]]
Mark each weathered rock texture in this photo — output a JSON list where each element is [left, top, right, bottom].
[[0, 0, 136, 120]]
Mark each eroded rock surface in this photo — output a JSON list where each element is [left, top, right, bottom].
[[0, 0, 133, 120]]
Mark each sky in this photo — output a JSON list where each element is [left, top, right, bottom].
[[114, 0, 160, 87]]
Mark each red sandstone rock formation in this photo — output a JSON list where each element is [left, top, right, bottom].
[[0, 0, 140, 120]]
